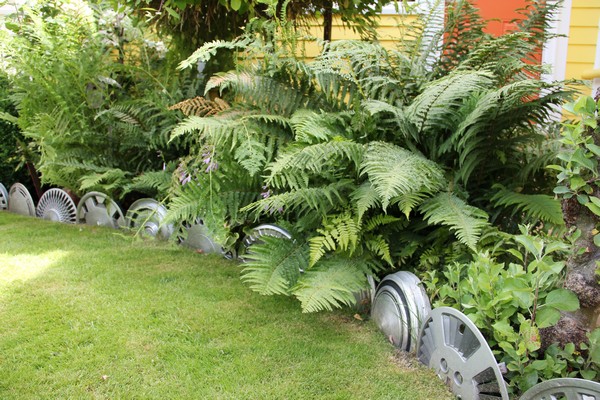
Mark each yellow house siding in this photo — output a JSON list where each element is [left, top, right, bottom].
[[566, 1, 600, 82], [297, 14, 418, 59]]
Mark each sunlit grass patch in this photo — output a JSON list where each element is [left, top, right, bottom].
[[0, 250, 69, 290], [0, 212, 451, 399]]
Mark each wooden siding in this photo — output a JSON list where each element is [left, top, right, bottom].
[[566, 0, 600, 83], [297, 14, 419, 59]]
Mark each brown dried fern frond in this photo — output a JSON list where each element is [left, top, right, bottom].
[[169, 96, 230, 117]]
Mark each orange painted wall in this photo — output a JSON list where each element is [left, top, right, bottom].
[[471, 0, 530, 36]]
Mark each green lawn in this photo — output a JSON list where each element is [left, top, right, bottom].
[[0, 212, 451, 399]]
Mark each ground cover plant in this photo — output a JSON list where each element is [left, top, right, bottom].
[[0, 212, 452, 399]]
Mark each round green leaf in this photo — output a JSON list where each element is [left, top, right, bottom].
[[544, 288, 580, 312], [536, 307, 560, 328], [230, 0, 242, 11]]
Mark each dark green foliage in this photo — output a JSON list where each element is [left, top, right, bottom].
[[169, 0, 573, 312], [0, 75, 30, 187], [1, 1, 197, 198]]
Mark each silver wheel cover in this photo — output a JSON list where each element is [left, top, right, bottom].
[[416, 307, 509, 400], [371, 271, 431, 352], [179, 218, 222, 254], [125, 198, 173, 240], [36, 188, 77, 223], [0, 182, 8, 210], [8, 183, 36, 216], [520, 378, 600, 400], [77, 191, 124, 228], [239, 224, 292, 261]]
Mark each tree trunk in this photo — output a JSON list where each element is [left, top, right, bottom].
[[541, 197, 600, 349], [323, 0, 333, 42]]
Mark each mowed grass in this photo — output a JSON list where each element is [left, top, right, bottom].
[[0, 212, 451, 400]]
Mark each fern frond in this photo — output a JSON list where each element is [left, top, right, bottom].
[[364, 234, 393, 266], [266, 139, 364, 189], [491, 185, 564, 226], [169, 96, 230, 117], [350, 181, 381, 220], [124, 169, 172, 197], [79, 168, 131, 193], [392, 191, 431, 219], [241, 180, 354, 218], [170, 115, 237, 142], [164, 180, 207, 223], [406, 71, 493, 138], [233, 138, 267, 176], [363, 214, 402, 232], [205, 71, 312, 117], [360, 141, 445, 210], [290, 109, 347, 144], [419, 192, 490, 250], [309, 211, 360, 266], [95, 107, 140, 126], [293, 257, 368, 313], [241, 236, 309, 296], [178, 37, 252, 70]]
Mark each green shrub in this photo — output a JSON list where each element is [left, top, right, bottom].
[[423, 226, 599, 393], [0, 1, 196, 198], [0, 75, 30, 188]]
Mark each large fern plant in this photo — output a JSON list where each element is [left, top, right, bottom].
[[1, 1, 197, 199], [170, 0, 573, 312]]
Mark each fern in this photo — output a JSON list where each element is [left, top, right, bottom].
[[241, 236, 309, 296], [178, 37, 253, 70], [419, 192, 490, 250], [308, 211, 361, 266], [169, 96, 230, 117], [491, 185, 564, 226], [360, 141, 445, 210], [79, 168, 131, 193], [164, 180, 209, 225], [406, 71, 493, 139], [350, 181, 381, 220], [124, 169, 173, 198], [290, 109, 347, 144], [293, 257, 369, 313], [205, 71, 313, 117], [363, 234, 393, 266], [266, 139, 364, 189], [242, 180, 354, 219]]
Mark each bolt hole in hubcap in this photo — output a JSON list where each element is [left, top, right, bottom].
[[417, 307, 510, 399]]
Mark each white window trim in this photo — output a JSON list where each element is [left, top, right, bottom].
[[592, 17, 600, 96], [541, 0, 572, 84]]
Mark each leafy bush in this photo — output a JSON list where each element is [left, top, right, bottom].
[[549, 96, 600, 228], [169, 0, 572, 312], [423, 227, 599, 393], [0, 74, 31, 188], [0, 0, 196, 198]]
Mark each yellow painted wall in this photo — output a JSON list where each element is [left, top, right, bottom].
[[566, 0, 600, 82], [296, 14, 418, 59]]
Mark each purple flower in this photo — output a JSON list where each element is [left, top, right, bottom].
[[205, 162, 218, 173], [261, 185, 271, 199]]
